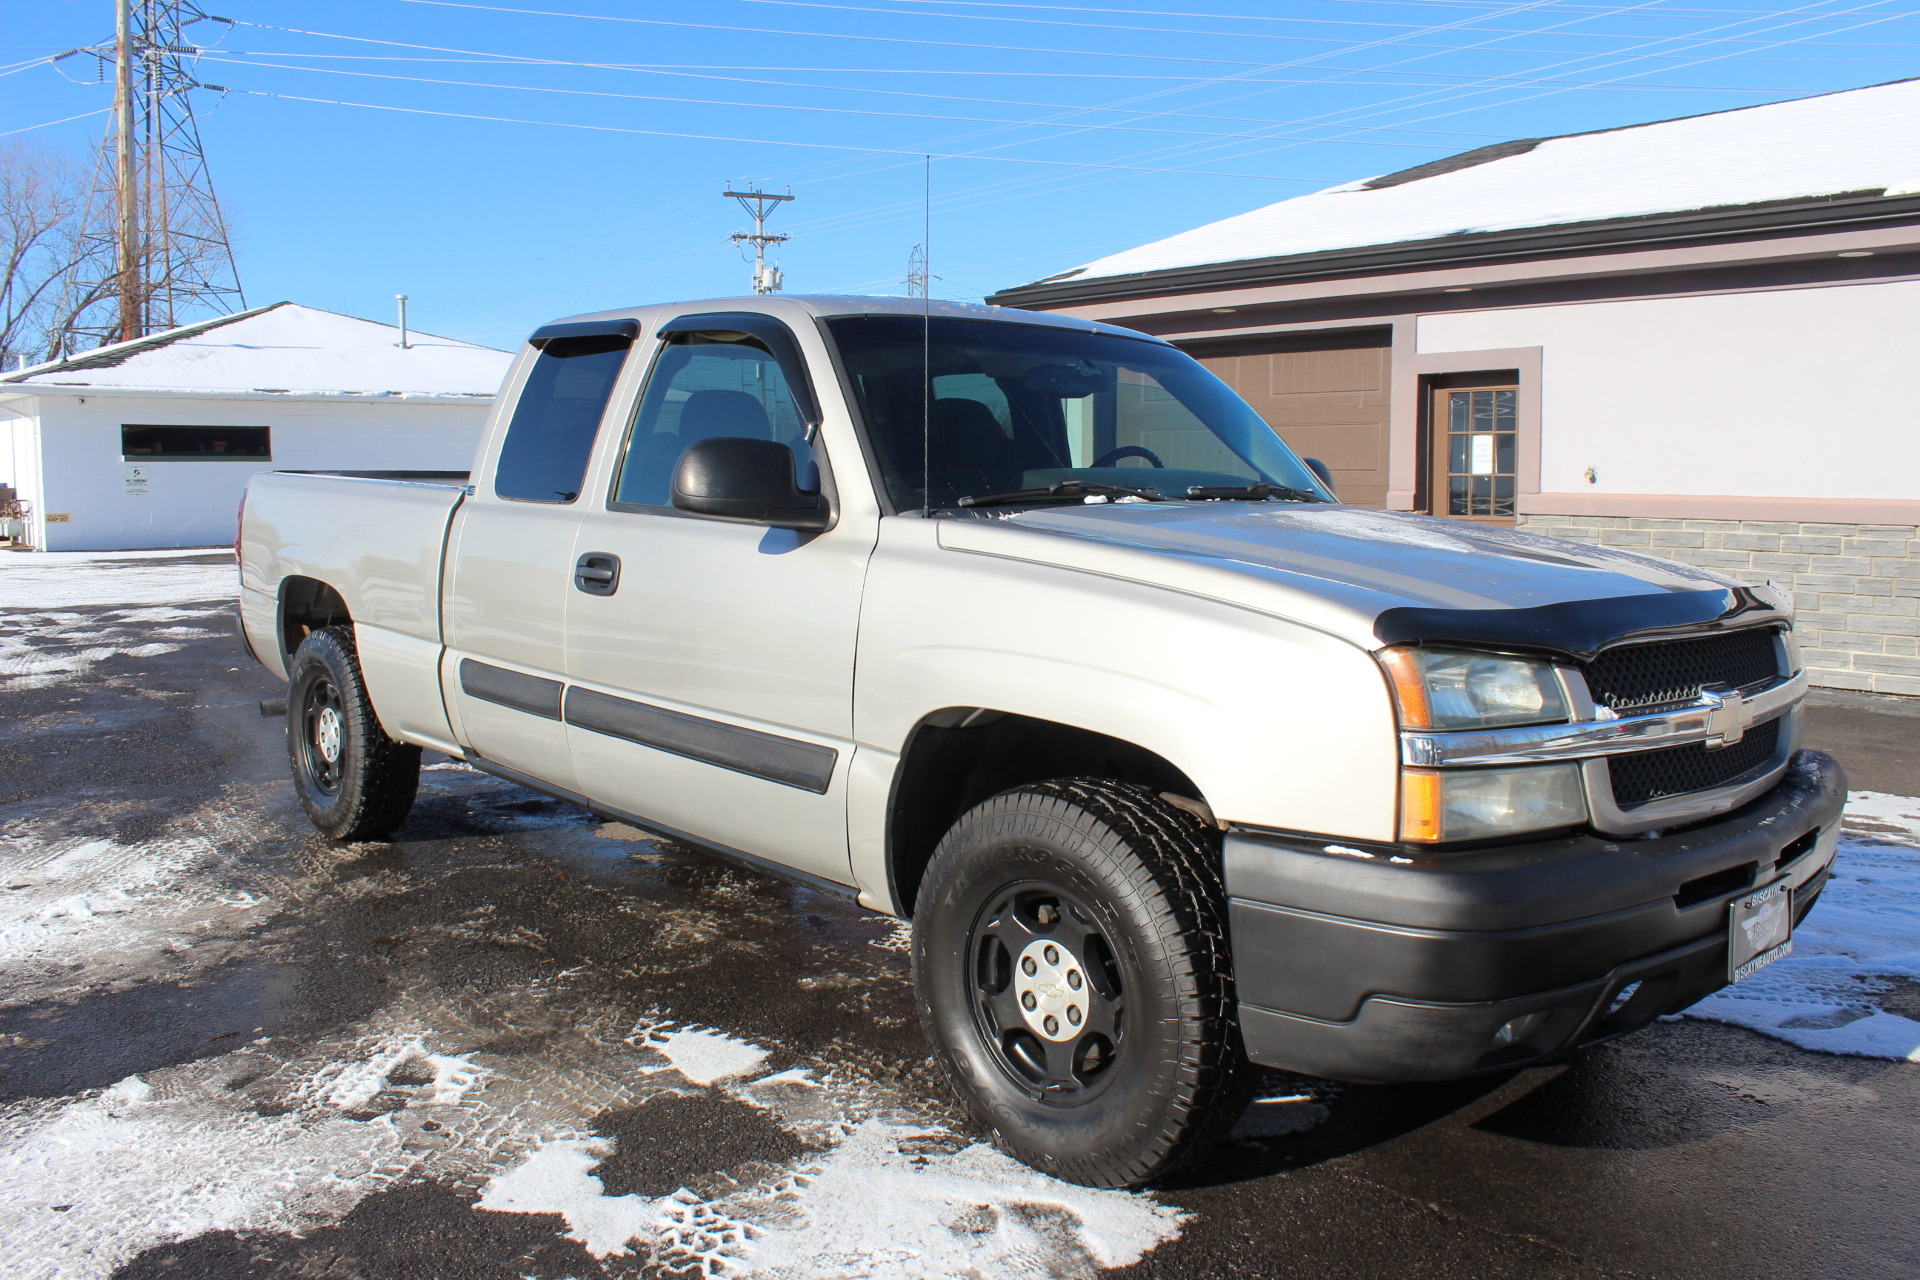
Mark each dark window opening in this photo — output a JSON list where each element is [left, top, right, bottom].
[[495, 333, 632, 504], [121, 424, 271, 461]]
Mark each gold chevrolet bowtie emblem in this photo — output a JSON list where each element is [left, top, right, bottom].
[[1700, 684, 1752, 750]]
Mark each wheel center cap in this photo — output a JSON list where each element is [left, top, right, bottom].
[[316, 706, 343, 763], [1014, 938, 1088, 1043]]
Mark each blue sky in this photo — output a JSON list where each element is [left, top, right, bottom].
[[6, 0, 1917, 350]]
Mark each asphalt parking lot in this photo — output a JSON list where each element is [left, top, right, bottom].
[[2, 550, 1917, 1280]]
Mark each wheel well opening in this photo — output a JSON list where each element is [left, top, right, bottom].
[[279, 577, 351, 665], [887, 709, 1205, 918]]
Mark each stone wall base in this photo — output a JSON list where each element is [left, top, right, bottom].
[[1516, 514, 1920, 697]]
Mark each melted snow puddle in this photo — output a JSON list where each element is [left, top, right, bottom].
[[1686, 790, 1920, 1061]]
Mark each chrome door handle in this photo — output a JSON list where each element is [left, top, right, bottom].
[[574, 552, 621, 596]]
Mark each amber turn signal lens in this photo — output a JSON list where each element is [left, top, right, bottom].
[[1399, 770, 1444, 842], [1378, 646, 1433, 729]]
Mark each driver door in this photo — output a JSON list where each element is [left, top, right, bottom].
[[563, 315, 872, 886]]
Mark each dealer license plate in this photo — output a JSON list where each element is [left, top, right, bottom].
[[1728, 880, 1793, 983]]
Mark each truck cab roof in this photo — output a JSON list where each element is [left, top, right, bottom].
[[524, 294, 1166, 347]]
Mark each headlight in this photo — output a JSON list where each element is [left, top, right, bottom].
[[1378, 646, 1568, 730], [1401, 764, 1587, 843]]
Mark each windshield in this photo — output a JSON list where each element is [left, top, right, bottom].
[[824, 315, 1333, 511]]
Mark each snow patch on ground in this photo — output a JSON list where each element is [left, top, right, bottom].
[[478, 1114, 1185, 1278], [476, 1138, 659, 1258], [0, 834, 226, 975], [0, 1070, 407, 1280], [1686, 791, 1920, 1061], [0, 552, 237, 610], [311, 1035, 491, 1112], [0, 602, 226, 688], [638, 1022, 771, 1087]]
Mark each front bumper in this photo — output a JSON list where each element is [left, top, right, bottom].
[[1228, 750, 1846, 1083]]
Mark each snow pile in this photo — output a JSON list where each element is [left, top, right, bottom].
[[0, 552, 236, 611], [1687, 791, 1920, 1061], [1059, 78, 1920, 280]]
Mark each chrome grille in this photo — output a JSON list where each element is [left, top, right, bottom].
[[1583, 628, 1781, 715], [1607, 717, 1782, 810]]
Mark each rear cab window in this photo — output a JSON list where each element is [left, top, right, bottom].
[[495, 329, 634, 503]]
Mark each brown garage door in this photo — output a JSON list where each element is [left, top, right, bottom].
[[1186, 330, 1391, 508]]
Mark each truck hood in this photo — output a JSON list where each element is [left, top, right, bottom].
[[935, 503, 1772, 654]]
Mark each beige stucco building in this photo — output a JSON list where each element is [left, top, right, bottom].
[[991, 79, 1920, 696]]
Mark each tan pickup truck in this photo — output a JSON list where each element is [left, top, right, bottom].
[[238, 295, 1844, 1188]]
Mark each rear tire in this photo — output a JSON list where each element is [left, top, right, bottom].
[[912, 778, 1251, 1188], [286, 626, 420, 842]]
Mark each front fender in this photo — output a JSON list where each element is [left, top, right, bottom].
[[854, 519, 1400, 842]]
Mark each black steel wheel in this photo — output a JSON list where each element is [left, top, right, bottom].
[[969, 880, 1129, 1103], [913, 778, 1250, 1188], [286, 626, 420, 842]]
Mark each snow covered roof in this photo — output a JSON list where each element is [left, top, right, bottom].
[[1020, 77, 1920, 290], [0, 302, 512, 401]]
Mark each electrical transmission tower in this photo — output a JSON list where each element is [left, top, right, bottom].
[[56, 1, 245, 355], [724, 185, 791, 295], [905, 243, 928, 298]]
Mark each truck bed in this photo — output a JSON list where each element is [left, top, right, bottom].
[[239, 468, 468, 690]]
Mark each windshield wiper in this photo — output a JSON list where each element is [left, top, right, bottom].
[[1185, 483, 1325, 503], [955, 480, 1168, 508]]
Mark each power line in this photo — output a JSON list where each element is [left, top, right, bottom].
[[391, 0, 1908, 74], [197, 56, 1502, 147], [822, 0, 1920, 32], [215, 87, 1350, 178], [722, 0, 1920, 47], [0, 108, 112, 138]]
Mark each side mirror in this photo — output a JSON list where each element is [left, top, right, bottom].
[[672, 436, 830, 531], [1303, 457, 1339, 500]]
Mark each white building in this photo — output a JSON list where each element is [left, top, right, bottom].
[[0, 302, 511, 552], [993, 79, 1920, 696]]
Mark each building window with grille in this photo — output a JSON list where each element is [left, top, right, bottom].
[[1429, 382, 1517, 522]]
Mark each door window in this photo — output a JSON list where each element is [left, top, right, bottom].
[[1432, 385, 1518, 521], [495, 334, 631, 503], [612, 333, 813, 509]]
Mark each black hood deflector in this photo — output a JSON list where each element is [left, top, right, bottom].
[[1373, 586, 1784, 660]]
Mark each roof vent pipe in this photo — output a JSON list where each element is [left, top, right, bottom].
[[396, 294, 411, 350]]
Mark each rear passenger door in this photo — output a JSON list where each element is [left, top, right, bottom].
[[442, 319, 636, 789], [562, 313, 871, 886]]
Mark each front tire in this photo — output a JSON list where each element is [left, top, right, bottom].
[[912, 778, 1250, 1188], [286, 626, 420, 842]]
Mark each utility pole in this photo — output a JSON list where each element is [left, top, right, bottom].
[[724, 185, 792, 295], [114, 0, 138, 343], [57, 2, 245, 354]]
